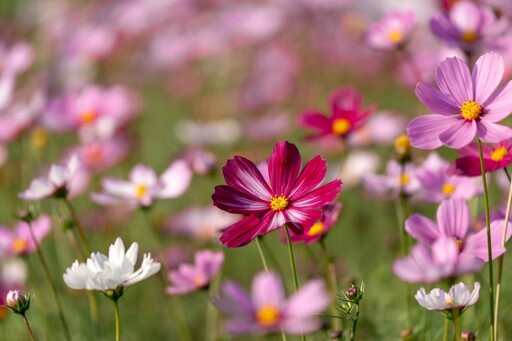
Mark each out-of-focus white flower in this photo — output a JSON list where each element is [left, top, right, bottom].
[[19, 155, 81, 200], [415, 282, 480, 312], [63, 237, 161, 292]]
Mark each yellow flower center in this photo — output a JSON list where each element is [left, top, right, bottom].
[[460, 100, 483, 121], [307, 222, 325, 237], [257, 305, 280, 326], [461, 31, 477, 43], [270, 195, 288, 211], [388, 30, 403, 43], [30, 127, 48, 151], [135, 184, 148, 199], [455, 239, 464, 251], [194, 276, 205, 287], [491, 146, 508, 162], [12, 238, 28, 254], [394, 134, 411, 157], [399, 174, 410, 187], [442, 183, 456, 196], [445, 297, 453, 307], [79, 109, 98, 125], [332, 118, 352, 136], [84, 145, 104, 166]]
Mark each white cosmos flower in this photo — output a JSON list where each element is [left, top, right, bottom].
[[415, 282, 480, 312], [19, 155, 81, 200], [63, 237, 161, 291]]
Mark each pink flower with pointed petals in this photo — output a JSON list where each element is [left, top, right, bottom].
[[215, 271, 330, 336], [365, 11, 416, 50], [92, 160, 192, 208], [299, 87, 375, 141], [362, 160, 420, 198], [455, 140, 512, 176], [212, 141, 342, 247], [407, 52, 512, 149], [0, 215, 51, 257], [166, 250, 224, 295], [288, 203, 342, 244], [405, 199, 511, 262], [19, 156, 81, 200]]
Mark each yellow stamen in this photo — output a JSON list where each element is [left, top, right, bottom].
[[460, 100, 483, 121], [442, 183, 456, 196], [194, 276, 204, 287], [394, 134, 411, 158], [12, 239, 28, 254], [332, 118, 352, 136], [445, 297, 453, 307], [135, 184, 147, 199], [491, 146, 508, 162], [307, 222, 325, 237], [30, 127, 48, 151], [257, 305, 280, 326], [461, 31, 477, 43], [399, 174, 410, 187], [79, 109, 98, 125], [388, 30, 403, 44], [270, 195, 288, 211], [455, 239, 464, 251]]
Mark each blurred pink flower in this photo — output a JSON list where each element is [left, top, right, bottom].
[[363, 160, 420, 198], [365, 11, 416, 50], [0, 215, 51, 257], [66, 136, 131, 173], [288, 203, 342, 244]]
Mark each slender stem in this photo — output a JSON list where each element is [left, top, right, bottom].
[[63, 199, 91, 255], [320, 239, 342, 336], [27, 221, 71, 341], [444, 318, 450, 341], [255, 236, 269, 272], [259, 236, 286, 278], [284, 225, 305, 341], [22, 314, 36, 341], [453, 309, 460, 341], [350, 304, 360, 341], [477, 138, 495, 341], [114, 299, 121, 341], [169, 296, 192, 341], [493, 167, 512, 340], [504, 167, 511, 183]]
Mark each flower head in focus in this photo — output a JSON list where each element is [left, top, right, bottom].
[[415, 282, 480, 318]]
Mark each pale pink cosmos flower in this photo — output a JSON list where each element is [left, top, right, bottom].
[[166, 250, 224, 295], [91, 160, 192, 208], [365, 11, 416, 50], [415, 282, 480, 312], [215, 271, 330, 336], [362, 160, 420, 198], [0, 215, 52, 257], [19, 155, 81, 201]]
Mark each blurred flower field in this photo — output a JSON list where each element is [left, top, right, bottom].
[[2, 0, 512, 340]]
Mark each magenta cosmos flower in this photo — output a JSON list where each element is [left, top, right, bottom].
[[166, 250, 224, 295], [365, 11, 416, 50], [298, 87, 374, 141], [455, 140, 512, 176], [212, 141, 342, 247], [215, 271, 330, 336], [405, 200, 511, 262], [408, 52, 512, 149], [430, 1, 509, 54]]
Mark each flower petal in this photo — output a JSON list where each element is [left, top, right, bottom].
[[298, 110, 331, 133], [436, 200, 470, 239], [438, 119, 476, 149], [251, 272, 285, 309], [435, 56, 473, 105], [291, 180, 342, 209], [212, 185, 269, 214], [407, 114, 456, 150], [476, 120, 512, 144], [219, 215, 266, 248], [268, 141, 302, 196], [405, 214, 440, 246], [483, 81, 512, 122], [472, 52, 504, 104], [288, 155, 327, 200], [415, 83, 460, 116], [223, 156, 272, 200]]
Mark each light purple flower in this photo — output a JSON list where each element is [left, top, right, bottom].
[[406, 199, 511, 262], [215, 271, 330, 336], [166, 250, 224, 295], [407, 52, 512, 149], [0, 215, 52, 257], [415, 282, 480, 312], [362, 160, 420, 198], [92, 161, 192, 208], [430, 1, 509, 53], [365, 11, 415, 50], [393, 237, 483, 283], [415, 153, 481, 202], [19, 155, 81, 201]]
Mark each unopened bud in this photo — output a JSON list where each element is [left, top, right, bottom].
[[5, 290, 31, 315], [345, 287, 358, 300], [461, 331, 476, 341], [394, 134, 411, 162]]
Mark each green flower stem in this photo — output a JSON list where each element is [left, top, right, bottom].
[[205, 274, 221, 341], [319, 239, 342, 336], [284, 225, 305, 341], [255, 236, 269, 271], [443, 318, 450, 341], [63, 198, 91, 255], [114, 299, 121, 341], [453, 309, 460, 341], [349, 303, 360, 341], [477, 138, 495, 341], [493, 168, 512, 340], [22, 314, 36, 341], [27, 222, 71, 341]]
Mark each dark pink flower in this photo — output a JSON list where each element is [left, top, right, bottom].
[[212, 141, 342, 248], [455, 140, 512, 176], [288, 203, 342, 244], [299, 87, 374, 141]]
